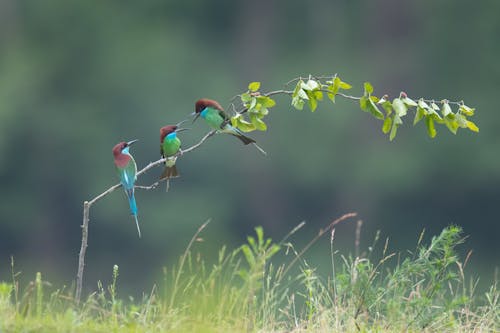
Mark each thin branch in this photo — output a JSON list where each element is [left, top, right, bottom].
[[181, 130, 217, 154], [75, 201, 89, 304], [135, 183, 160, 190], [281, 212, 358, 278], [169, 219, 211, 309]]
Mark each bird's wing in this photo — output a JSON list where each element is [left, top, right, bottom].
[[218, 109, 230, 121], [218, 109, 232, 129], [121, 159, 137, 190]]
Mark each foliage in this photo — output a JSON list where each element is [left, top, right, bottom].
[[231, 76, 479, 141], [1, 226, 498, 332]]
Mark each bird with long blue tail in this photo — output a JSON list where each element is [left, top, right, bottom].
[[112, 140, 141, 238], [192, 98, 267, 155], [160, 121, 189, 191]]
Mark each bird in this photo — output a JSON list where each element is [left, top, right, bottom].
[[160, 122, 189, 190], [192, 98, 262, 147], [112, 140, 141, 238]]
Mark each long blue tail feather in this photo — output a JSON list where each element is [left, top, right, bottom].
[[126, 189, 137, 215], [133, 213, 141, 238], [125, 189, 141, 238]]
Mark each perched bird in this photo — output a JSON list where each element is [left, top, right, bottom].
[[112, 140, 141, 238], [193, 98, 260, 146], [160, 122, 188, 189]]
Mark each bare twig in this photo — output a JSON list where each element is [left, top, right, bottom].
[[76, 201, 90, 304], [169, 219, 211, 308], [355, 220, 363, 258], [281, 212, 358, 278], [75, 130, 216, 304]]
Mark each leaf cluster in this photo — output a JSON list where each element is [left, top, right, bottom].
[[229, 75, 479, 141], [231, 82, 277, 132]]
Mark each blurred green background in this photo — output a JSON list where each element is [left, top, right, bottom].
[[0, 0, 498, 295]]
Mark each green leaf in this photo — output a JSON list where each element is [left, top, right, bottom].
[[248, 82, 260, 92], [235, 116, 256, 132], [306, 90, 318, 111], [301, 79, 320, 91], [292, 96, 305, 110], [418, 99, 430, 110], [257, 96, 276, 108], [359, 96, 368, 111], [360, 96, 384, 119], [393, 114, 403, 125], [459, 105, 475, 116], [368, 97, 384, 119], [392, 98, 408, 117], [389, 120, 398, 141], [292, 80, 308, 110], [292, 80, 302, 98], [444, 115, 459, 134], [441, 102, 453, 117], [249, 97, 257, 110], [379, 100, 393, 116], [241, 245, 255, 266], [389, 115, 402, 141], [298, 89, 308, 99], [425, 116, 437, 138], [466, 120, 479, 132], [250, 114, 267, 131], [428, 109, 443, 121], [455, 113, 468, 127], [241, 92, 252, 104], [327, 91, 336, 103], [313, 90, 323, 101], [257, 107, 269, 116], [327, 77, 340, 102], [414, 107, 426, 125], [364, 82, 374, 95], [231, 114, 240, 127], [255, 226, 264, 247], [382, 116, 392, 134], [402, 97, 418, 107], [338, 80, 352, 89]]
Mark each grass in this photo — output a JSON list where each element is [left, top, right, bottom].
[[0, 222, 498, 332]]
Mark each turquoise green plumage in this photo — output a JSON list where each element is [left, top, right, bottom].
[[160, 125, 188, 190], [160, 125, 182, 180], [112, 140, 141, 238], [194, 98, 257, 145]]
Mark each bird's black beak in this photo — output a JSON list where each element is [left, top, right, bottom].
[[127, 139, 139, 146], [176, 119, 189, 127], [190, 111, 200, 124], [175, 128, 190, 133]]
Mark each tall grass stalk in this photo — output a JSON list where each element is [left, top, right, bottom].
[[0, 219, 498, 332]]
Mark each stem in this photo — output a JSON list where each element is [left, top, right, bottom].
[[281, 212, 357, 278], [169, 219, 211, 309], [76, 201, 89, 304]]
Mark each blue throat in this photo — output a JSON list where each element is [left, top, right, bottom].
[[200, 108, 208, 118], [121, 146, 130, 155], [166, 132, 177, 140]]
